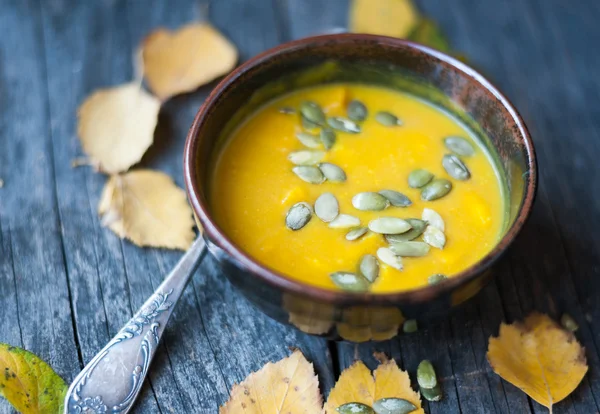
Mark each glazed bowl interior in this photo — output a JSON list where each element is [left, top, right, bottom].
[[185, 34, 536, 305]]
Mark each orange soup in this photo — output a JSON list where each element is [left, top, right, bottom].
[[210, 84, 505, 293]]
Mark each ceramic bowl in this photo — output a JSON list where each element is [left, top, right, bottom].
[[184, 34, 537, 341]]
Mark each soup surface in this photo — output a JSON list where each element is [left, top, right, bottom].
[[210, 84, 505, 293]]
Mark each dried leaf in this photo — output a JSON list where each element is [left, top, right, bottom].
[[220, 350, 322, 413], [142, 23, 238, 100], [77, 82, 160, 174], [0, 343, 67, 414], [407, 19, 450, 53], [487, 312, 588, 411], [324, 355, 423, 414], [350, 0, 420, 38], [98, 170, 195, 250]]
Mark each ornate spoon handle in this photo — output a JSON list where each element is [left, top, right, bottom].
[[64, 237, 206, 414]]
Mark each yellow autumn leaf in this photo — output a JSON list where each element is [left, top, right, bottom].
[[220, 350, 322, 413], [98, 169, 195, 250], [487, 312, 588, 412], [349, 0, 420, 38], [77, 82, 160, 174], [0, 343, 67, 414], [142, 23, 238, 100], [324, 354, 423, 414]]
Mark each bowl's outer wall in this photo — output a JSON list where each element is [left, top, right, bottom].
[[185, 35, 537, 341]]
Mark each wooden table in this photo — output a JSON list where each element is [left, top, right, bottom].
[[1, 0, 599, 412]]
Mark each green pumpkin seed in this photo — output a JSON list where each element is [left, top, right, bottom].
[[375, 111, 402, 126], [346, 226, 368, 241], [423, 226, 446, 249], [402, 320, 418, 334], [373, 397, 417, 414], [408, 169, 434, 188], [376, 247, 403, 270], [347, 99, 368, 122], [314, 192, 339, 222], [329, 214, 360, 229], [300, 101, 326, 125], [352, 192, 390, 211], [330, 272, 370, 293], [384, 219, 427, 243], [320, 128, 336, 150], [318, 162, 347, 182], [292, 166, 325, 184], [301, 115, 320, 130], [369, 218, 412, 234], [421, 179, 452, 201], [296, 132, 322, 148], [285, 202, 312, 230], [442, 154, 471, 180], [417, 360, 437, 389], [389, 241, 430, 257], [288, 150, 325, 165], [327, 116, 361, 133], [278, 106, 295, 114], [444, 136, 475, 156], [428, 274, 448, 285], [561, 313, 579, 332], [420, 384, 442, 402], [359, 254, 379, 283], [378, 190, 412, 207], [422, 208, 445, 231]]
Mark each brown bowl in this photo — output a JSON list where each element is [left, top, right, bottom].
[[184, 34, 537, 341]]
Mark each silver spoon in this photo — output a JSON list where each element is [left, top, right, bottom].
[[63, 237, 206, 414]]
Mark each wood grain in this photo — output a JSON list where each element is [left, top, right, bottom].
[[1, 0, 599, 413]]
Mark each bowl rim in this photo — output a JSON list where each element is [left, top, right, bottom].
[[183, 33, 538, 306]]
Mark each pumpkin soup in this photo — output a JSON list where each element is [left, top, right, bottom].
[[210, 84, 505, 293]]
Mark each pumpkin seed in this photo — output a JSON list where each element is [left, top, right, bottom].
[[346, 226, 368, 241], [421, 179, 452, 201], [373, 397, 417, 414], [278, 106, 295, 114], [428, 274, 448, 285], [561, 313, 579, 332], [442, 154, 471, 180], [420, 384, 442, 402], [422, 208, 445, 231], [384, 219, 427, 243], [375, 111, 402, 126], [318, 162, 347, 182], [352, 192, 390, 211], [300, 101, 326, 125], [292, 166, 325, 184], [295, 132, 322, 148], [389, 241, 430, 257], [330, 272, 370, 293], [444, 136, 475, 156], [376, 247, 403, 270], [423, 226, 446, 249], [347, 99, 368, 122], [285, 202, 312, 230], [329, 214, 360, 229], [369, 218, 412, 234], [408, 169, 434, 188], [403, 319, 418, 334], [359, 254, 379, 283], [320, 128, 336, 150], [327, 116, 361, 133], [417, 360, 437, 389], [288, 150, 325, 165], [379, 190, 412, 207], [314, 192, 339, 222], [301, 115, 320, 130]]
